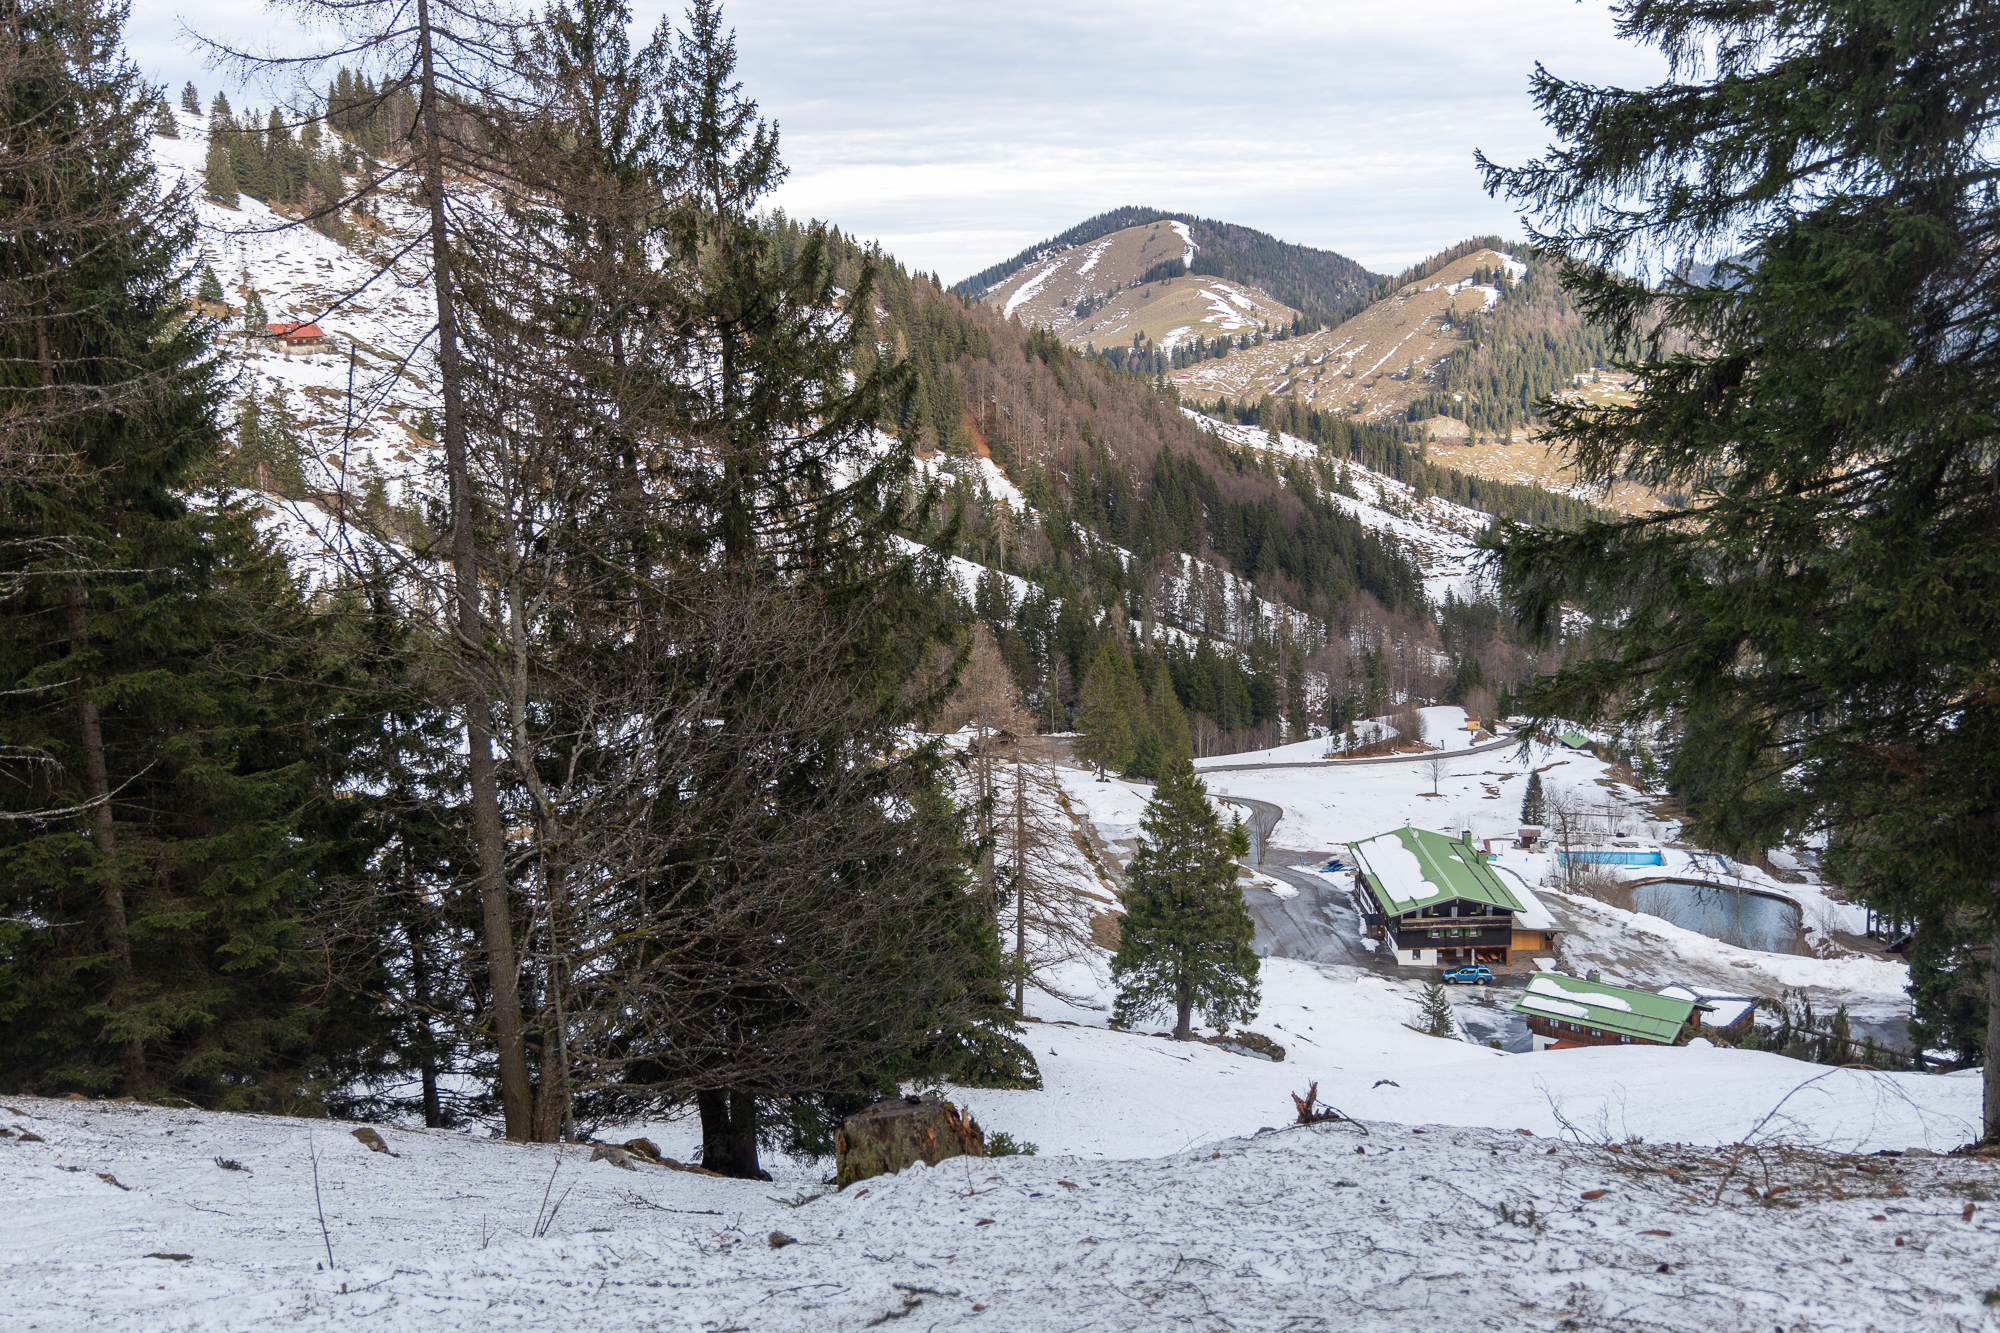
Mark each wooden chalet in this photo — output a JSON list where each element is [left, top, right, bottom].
[[267, 321, 328, 348], [1350, 825, 1560, 969], [1514, 973, 1710, 1050]]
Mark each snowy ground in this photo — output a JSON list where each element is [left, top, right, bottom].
[[3, 746, 1981, 1330], [1194, 726, 1635, 852], [3, 1055, 1991, 1332]]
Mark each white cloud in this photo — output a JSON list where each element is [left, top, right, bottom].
[[129, 0, 1667, 282]]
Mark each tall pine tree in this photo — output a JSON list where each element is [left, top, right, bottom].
[[1075, 639, 1143, 777], [1110, 759, 1259, 1040], [1480, 0, 2000, 1139], [0, 0, 372, 1105]]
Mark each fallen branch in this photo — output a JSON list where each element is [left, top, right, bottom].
[[1292, 1082, 1366, 1133]]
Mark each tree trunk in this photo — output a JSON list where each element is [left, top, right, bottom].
[[1174, 995, 1194, 1041], [415, 0, 531, 1141], [410, 916, 443, 1129], [65, 585, 145, 1090], [696, 1086, 767, 1179], [1986, 921, 2000, 1144], [1013, 755, 1026, 1015], [835, 1094, 984, 1189]]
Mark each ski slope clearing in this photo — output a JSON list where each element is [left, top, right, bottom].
[[2, 1061, 1989, 1333]]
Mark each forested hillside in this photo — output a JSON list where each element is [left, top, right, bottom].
[[1401, 243, 1611, 439], [790, 222, 1571, 757]]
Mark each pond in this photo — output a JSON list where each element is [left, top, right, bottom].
[[1629, 880, 1804, 954]]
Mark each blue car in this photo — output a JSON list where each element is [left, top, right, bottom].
[[1440, 964, 1493, 985], [1320, 858, 1348, 873]]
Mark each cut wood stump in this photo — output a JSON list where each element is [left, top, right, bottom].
[[835, 1094, 984, 1189]]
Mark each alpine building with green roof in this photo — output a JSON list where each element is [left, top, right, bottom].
[[1513, 972, 1711, 1050], [1348, 825, 1560, 969]]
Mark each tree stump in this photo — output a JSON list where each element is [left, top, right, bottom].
[[835, 1094, 984, 1189]]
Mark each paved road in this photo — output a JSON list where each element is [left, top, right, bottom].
[[1196, 734, 1523, 775], [1218, 794, 1388, 974]]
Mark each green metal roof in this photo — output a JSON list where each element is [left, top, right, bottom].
[[1350, 826, 1525, 917], [1512, 974, 1707, 1044], [1559, 729, 1594, 749]]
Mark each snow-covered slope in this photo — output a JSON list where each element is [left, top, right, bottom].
[[1188, 410, 1493, 604], [1, 1056, 1988, 1331], [158, 110, 441, 511]]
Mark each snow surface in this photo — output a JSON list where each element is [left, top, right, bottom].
[[1002, 259, 1061, 320], [1184, 410, 1494, 605], [1, 1039, 1986, 1331], [1169, 219, 1195, 268], [1528, 974, 1635, 1013], [1352, 830, 1430, 910]]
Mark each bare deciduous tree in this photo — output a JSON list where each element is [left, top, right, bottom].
[[995, 736, 1103, 1014]]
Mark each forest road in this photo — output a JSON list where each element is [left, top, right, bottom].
[[1218, 795, 1393, 975]]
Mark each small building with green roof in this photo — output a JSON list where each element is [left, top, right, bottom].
[[1514, 972, 1711, 1050], [1348, 825, 1560, 969]]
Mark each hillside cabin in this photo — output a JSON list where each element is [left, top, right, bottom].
[[1558, 729, 1594, 751], [267, 321, 328, 348], [1515, 973, 1711, 1050], [1350, 825, 1560, 969]]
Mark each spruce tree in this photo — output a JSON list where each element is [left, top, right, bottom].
[[151, 97, 176, 137], [1520, 769, 1545, 826], [1139, 657, 1193, 777], [426, 0, 1025, 1165], [0, 0, 372, 1104], [1416, 971, 1455, 1038], [1110, 759, 1260, 1040], [202, 124, 238, 204], [1075, 639, 1139, 777], [196, 264, 224, 304], [1478, 0, 2000, 1138], [180, 82, 199, 113]]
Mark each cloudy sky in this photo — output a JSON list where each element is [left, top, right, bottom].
[[127, 0, 1667, 282]]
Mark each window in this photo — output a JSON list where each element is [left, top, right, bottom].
[[1428, 929, 1442, 939]]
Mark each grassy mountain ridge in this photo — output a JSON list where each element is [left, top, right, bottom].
[[957, 208, 1384, 330]]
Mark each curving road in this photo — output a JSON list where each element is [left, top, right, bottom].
[[1196, 734, 1523, 775], [1217, 794, 1387, 973]]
